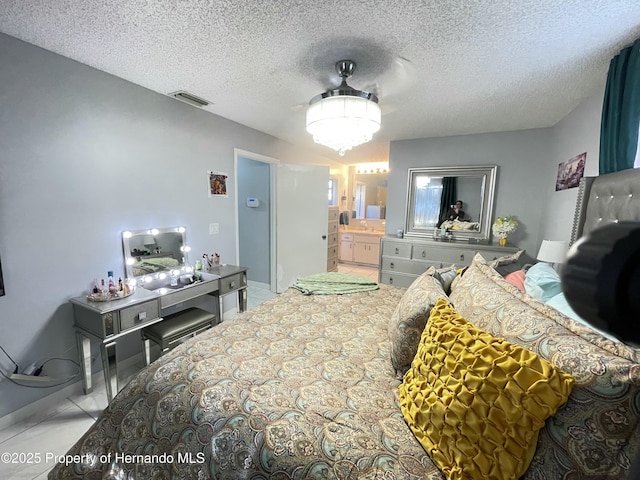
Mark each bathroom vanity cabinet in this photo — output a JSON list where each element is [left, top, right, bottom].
[[339, 231, 382, 266]]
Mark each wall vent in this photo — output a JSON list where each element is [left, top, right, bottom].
[[168, 90, 211, 107]]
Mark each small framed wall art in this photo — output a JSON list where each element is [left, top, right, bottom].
[[208, 171, 228, 197]]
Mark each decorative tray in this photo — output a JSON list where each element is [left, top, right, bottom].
[[86, 290, 134, 302]]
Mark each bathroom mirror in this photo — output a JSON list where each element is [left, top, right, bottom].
[[348, 167, 388, 220], [404, 165, 497, 241], [122, 227, 189, 278]]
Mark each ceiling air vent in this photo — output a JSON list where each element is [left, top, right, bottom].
[[168, 90, 211, 107]]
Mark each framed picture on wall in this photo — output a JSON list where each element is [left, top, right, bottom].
[[556, 152, 586, 191], [208, 170, 228, 197]]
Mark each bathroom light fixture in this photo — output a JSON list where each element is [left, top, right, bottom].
[[306, 60, 381, 156], [356, 162, 389, 174], [537, 240, 569, 267]]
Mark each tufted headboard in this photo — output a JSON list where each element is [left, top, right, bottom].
[[571, 168, 640, 244]]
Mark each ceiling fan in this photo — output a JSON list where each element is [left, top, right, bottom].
[[305, 60, 382, 156]]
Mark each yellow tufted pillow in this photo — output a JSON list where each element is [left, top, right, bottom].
[[399, 299, 574, 480]]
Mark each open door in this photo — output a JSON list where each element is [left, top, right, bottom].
[[275, 163, 329, 293]]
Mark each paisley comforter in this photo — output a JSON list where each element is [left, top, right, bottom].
[[48, 284, 441, 479]]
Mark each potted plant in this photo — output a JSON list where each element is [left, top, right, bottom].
[[492, 215, 519, 246]]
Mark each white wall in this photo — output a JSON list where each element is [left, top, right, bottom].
[[0, 33, 334, 417]]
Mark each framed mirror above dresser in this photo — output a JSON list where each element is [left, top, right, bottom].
[[404, 165, 497, 242]]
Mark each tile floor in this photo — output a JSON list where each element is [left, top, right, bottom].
[[0, 265, 378, 479]]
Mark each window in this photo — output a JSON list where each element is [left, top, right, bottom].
[[328, 177, 337, 205]]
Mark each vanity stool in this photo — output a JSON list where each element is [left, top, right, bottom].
[[142, 307, 216, 365]]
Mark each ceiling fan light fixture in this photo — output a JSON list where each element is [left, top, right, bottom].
[[306, 60, 381, 156]]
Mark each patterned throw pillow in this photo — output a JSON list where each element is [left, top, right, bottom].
[[400, 299, 574, 480], [388, 267, 449, 378]]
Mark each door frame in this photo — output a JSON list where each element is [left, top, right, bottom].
[[234, 148, 279, 292]]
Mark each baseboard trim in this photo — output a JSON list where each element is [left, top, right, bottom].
[[247, 280, 271, 290], [0, 353, 142, 432]]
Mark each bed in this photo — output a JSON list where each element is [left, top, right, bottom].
[[132, 256, 180, 276], [439, 219, 480, 231], [49, 168, 640, 480]]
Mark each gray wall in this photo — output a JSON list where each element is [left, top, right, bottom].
[[238, 157, 271, 284], [539, 90, 604, 242], [387, 129, 554, 257], [0, 33, 333, 418]]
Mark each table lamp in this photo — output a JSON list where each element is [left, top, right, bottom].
[[537, 240, 569, 269]]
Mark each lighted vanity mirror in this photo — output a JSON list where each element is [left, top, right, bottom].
[[122, 227, 191, 279], [404, 165, 497, 242]]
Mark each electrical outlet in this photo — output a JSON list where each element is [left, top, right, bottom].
[[209, 223, 219, 235]]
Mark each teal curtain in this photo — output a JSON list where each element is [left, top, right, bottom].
[[438, 177, 457, 226], [600, 37, 640, 174]]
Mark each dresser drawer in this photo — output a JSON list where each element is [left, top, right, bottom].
[[328, 233, 338, 246], [328, 245, 338, 258], [341, 233, 354, 242], [328, 220, 338, 235], [353, 234, 381, 244], [381, 257, 432, 275], [328, 208, 339, 222], [381, 241, 412, 258], [327, 256, 338, 271], [412, 245, 473, 265], [219, 272, 247, 295], [120, 300, 160, 332], [160, 280, 219, 309], [380, 272, 417, 289]]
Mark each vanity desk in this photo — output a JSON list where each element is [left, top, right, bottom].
[[71, 271, 221, 401], [207, 264, 248, 321]]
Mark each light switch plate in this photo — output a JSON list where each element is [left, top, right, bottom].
[[209, 223, 219, 235]]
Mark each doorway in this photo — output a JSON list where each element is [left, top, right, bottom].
[[235, 149, 277, 292], [235, 149, 330, 294]]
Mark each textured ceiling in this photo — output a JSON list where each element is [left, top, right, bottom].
[[1, 0, 640, 164]]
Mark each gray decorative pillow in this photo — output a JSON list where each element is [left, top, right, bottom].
[[388, 267, 449, 378], [432, 265, 458, 294]]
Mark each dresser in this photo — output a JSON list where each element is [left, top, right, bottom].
[[379, 236, 520, 288], [327, 206, 339, 271]]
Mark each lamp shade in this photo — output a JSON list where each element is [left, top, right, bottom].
[[537, 240, 569, 264]]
